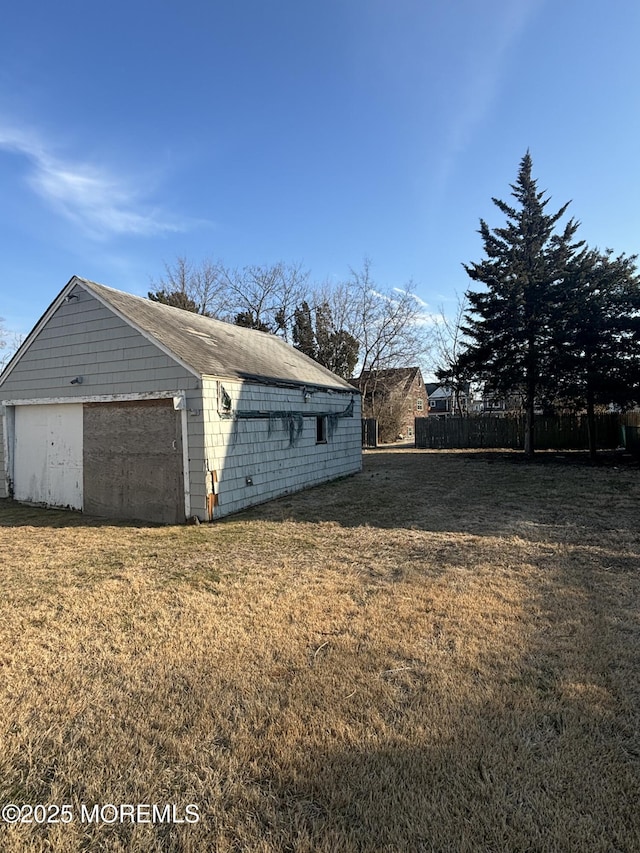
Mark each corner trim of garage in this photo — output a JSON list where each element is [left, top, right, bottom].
[[180, 404, 191, 520], [1, 404, 15, 497]]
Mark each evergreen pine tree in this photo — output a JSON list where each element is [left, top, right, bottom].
[[292, 301, 317, 359], [233, 311, 272, 332], [552, 248, 640, 458], [292, 300, 359, 379], [148, 288, 201, 314], [459, 152, 582, 456]]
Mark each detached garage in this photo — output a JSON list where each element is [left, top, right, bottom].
[[0, 277, 361, 523]]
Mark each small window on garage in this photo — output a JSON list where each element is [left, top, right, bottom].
[[416, 398, 424, 411], [316, 415, 327, 444]]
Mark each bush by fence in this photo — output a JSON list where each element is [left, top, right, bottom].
[[414, 413, 638, 450]]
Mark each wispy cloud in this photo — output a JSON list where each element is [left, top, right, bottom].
[[437, 0, 545, 188], [387, 287, 438, 326], [0, 122, 185, 239], [393, 287, 429, 309]]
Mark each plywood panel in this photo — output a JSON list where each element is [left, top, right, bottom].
[[83, 400, 184, 523]]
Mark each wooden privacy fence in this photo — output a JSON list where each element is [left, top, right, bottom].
[[621, 424, 640, 453], [414, 414, 627, 450]]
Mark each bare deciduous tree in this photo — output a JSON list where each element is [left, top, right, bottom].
[[348, 260, 428, 375], [433, 292, 470, 416], [345, 259, 430, 403], [149, 256, 230, 317], [149, 257, 310, 339], [147, 257, 429, 393], [0, 320, 25, 371], [220, 262, 310, 340]]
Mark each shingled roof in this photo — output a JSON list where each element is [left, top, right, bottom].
[[2, 276, 355, 392], [353, 367, 422, 398]]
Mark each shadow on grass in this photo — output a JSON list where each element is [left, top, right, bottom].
[[4, 545, 637, 853], [231, 449, 640, 544], [262, 728, 638, 852], [2, 449, 638, 542], [0, 498, 162, 529], [255, 543, 640, 852]]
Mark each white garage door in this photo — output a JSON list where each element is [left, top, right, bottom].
[[14, 404, 83, 510]]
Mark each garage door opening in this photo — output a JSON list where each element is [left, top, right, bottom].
[[83, 399, 184, 524]]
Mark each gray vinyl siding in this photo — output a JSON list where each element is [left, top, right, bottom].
[[201, 376, 362, 519], [185, 412, 206, 517], [0, 286, 200, 399]]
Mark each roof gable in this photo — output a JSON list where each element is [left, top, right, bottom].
[[428, 383, 470, 400]]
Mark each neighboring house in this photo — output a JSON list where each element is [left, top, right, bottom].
[[467, 386, 485, 415], [480, 391, 511, 415], [354, 367, 428, 441], [478, 384, 525, 415], [0, 277, 361, 523], [425, 383, 470, 417]]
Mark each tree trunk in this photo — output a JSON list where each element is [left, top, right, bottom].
[[524, 402, 535, 458], [586, 387, 597, 461], [524, 365, 536, 459]]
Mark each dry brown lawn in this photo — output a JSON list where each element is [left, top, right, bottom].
[[0, 449, 638, 852]]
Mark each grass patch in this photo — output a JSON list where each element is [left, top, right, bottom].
[[0, 449, 639, 851]]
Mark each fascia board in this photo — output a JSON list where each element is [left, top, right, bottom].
[[201, 372, 358, 394]]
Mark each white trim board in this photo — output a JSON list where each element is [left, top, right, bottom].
[[2, 391, 187, 407]]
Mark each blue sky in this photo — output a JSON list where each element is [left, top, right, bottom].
[[1, 0, 640, 345]]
